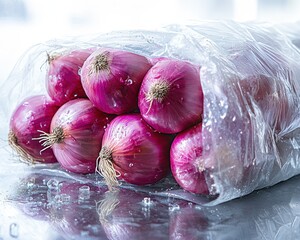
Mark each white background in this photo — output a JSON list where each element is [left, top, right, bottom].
[[0, 0, 300, 86]]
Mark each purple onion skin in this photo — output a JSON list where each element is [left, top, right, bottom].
[[9, 95, 59, 163], [138, 59, 203, 134], [101, 113, 172, 185], [46, 48, 93, 106], [81, 48, 152, 115], [51, 99, 114, 174], [170, 123, 209, 194]]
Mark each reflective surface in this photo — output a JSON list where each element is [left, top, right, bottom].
[[1, 145, 300, 240]]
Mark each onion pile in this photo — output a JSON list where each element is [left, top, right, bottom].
[[8, 46, 210, 196]]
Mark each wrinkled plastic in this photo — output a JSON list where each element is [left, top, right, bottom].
[[1, 21, 300, 206]]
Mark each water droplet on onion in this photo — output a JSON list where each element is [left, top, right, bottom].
[[125, 78, 133, 85]]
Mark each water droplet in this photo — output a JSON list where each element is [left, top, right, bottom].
[[42, 179, 47, 185], [61, 194, 71, 204], [180, 97, 184, 102], [125, 78, 133, 85], [47, 179, 60, 190], [80, 230, 89, 237], [27, 178, 36, 189], [175, 83, 180, 89], [143, 197, 151, 206], [129, 163, 134, 167], [9, 223, 19, 238], [78, 185, 90, 200], [39, 122, 47, 128], [78, 68, 82, 76], [232, 116, 236, 122], [168, 203, 180, 212]]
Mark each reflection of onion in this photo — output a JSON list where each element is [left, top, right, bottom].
[[97, 189, 169, 240], [169, 203, 209, 240], [13, 173, 108, 239]]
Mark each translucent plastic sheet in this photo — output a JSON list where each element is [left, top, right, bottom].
[[1, 21, 300, 207]]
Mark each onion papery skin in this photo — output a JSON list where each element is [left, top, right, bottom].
[[46, 48, 93, 106], [81, 48, 152, 115], [49, 99, 114, 174], [9, 95, 59, 163], [170, 123, 209, 194], [138, 59, 203, 134], [99, 113, 172, 187]]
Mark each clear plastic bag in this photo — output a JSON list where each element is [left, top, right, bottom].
[[2, 21, 300, 205]]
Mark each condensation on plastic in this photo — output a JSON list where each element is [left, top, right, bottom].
[[1, 21, 300, 206]]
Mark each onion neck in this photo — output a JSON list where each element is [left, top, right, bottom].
[[146, 81, 169, 103], [46, 52, 60, 64], [97, 146, 120, 191], [90, 53, 110, 75]]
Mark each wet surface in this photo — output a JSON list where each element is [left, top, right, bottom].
[[1, 146, 300, 240]]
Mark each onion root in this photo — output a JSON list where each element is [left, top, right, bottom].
[[8, 130, 37, 164], [96, 146, 121, 191], [145, 81, 169, 114], [33, 127, 65, 152]]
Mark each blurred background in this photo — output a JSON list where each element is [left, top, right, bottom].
[[0, 0, 300, 86]]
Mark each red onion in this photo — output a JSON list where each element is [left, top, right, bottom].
[[171, 120, 249, 196], [37, 99, 114, 174], [239, 74, 292, 132], [170, 123, 209, 194], [138, 59, 203, 134], [46, 48, 93, 106], [8, 95, 59, 164], [96, 113, 172, 190], [81, 48, 152, 115]]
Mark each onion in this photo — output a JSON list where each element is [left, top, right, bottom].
[[8, 95, 59, 164], [96, 113, 172, 190], [37, 99, 114, 174], [239, 74, 292, 132], [46, 48, 93, 106], [138, 59, 203, 134], [171, 121, 248, 196], [170, 123, 209, 194], [81, 48, 152, 115]]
